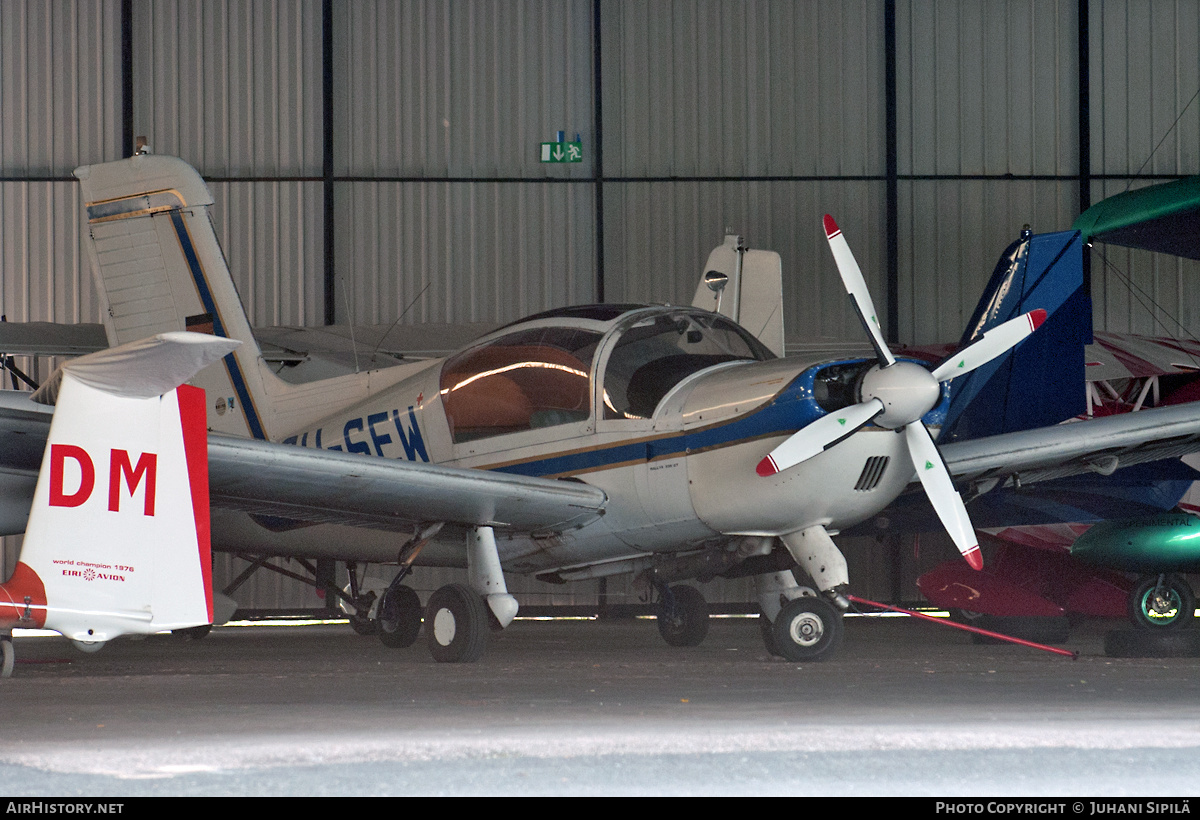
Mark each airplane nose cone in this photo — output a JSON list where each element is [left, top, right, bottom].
[[859, 362, 940, 428]]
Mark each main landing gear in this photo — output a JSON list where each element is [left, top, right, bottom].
[[425, 583, 490, 663], [648, 573, 845, 662], [376, 525, 517, 663], [656, 584, 710, 647]]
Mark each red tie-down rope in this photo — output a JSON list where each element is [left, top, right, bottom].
[[846, 594, 1079, 659]]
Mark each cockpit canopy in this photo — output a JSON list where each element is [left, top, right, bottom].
[[601, 310, 774, 419], [439, 306, 774, 443]]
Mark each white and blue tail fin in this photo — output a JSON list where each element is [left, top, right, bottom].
[[691, 234, 785, 357], [74, 155, 274, 440], [0, 333, 237, 667]]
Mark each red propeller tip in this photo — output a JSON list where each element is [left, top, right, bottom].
[[1028, 308, 1047, 331], [756, 456, 779, 477], [963, 546, 983, 571], [823, 214, 840, 238]]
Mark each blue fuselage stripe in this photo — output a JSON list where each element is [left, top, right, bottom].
[[490, 378, 825, 478], [168, 210, 267, 440]]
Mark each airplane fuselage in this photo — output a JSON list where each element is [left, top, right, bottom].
[[236, 305, 940, 576]]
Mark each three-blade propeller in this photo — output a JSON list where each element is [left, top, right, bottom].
[[757, 215, 1047, 571]]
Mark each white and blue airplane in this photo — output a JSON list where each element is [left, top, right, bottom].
[[5, 153, 1200, 664]]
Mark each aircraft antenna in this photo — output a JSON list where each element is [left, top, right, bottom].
[[1126, 84, 1200, 192], [340, 276, 360, 374], [371, 281, 432, 364]]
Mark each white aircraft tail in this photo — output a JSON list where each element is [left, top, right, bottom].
[[692, 234, 785, 357], [74, 155, 275, 439], [0, 332, 237, 655]]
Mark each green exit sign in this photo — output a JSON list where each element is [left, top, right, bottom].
[[540, 140, 582, 163]]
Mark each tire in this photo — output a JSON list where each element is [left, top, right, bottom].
[[1105, 628, 1200, 658], [425, 583, 489, 663], [759, 613, 782, 657], [771, 597, 844, 662], [377, 585, 422, 649], [1128, 575, 1196, 630], [0, 638, 13, 678], [656, 585, 710, 647]]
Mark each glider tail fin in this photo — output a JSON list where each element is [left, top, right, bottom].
[[74, 154, 275, 439], [0, 333, 237, 661]]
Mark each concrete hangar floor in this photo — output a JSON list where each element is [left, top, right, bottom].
[[0, 613, 1198, 797]]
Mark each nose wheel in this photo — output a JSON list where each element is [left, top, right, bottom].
[[769, 596, 844, 662], [656, 584, 710, 647]]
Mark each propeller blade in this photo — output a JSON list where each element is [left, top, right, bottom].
[[757, 399, 885, 476], [904, 423, 983, 570], [931, 308, 1047, 383], [824, 215, 895, 368]]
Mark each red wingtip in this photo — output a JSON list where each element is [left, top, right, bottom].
[[756, 455, 779, 477], [1028, 308, 1047, 331], [963, 546, 984, 571], [823, 214, 840, 238]]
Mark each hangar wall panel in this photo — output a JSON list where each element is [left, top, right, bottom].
[[1085, 3, 1200, 337], [207, 181, 326, 327], [0, 182, 94, 324], [0, 0, 123, 174], [333, 0, 594, 179], [602, 180, 887, 347], [897, 0, 1079, 177], [897, 179, 1079, 345], [1090, 0, 1200, 177], [334, 181, 595, 326], [130, 0, 323, 175], [601, 0, 885, 178], [1088, 180, 1200, 337]]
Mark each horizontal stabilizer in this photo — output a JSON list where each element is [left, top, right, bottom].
[[32, 332, 240, 404]]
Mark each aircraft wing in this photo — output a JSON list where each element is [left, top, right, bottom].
[[0, 391, 607, 536], [206, 435, 607, 533], [0, 392, 53, 475], [941, 401, 1200, 487], [1073, 175, 1200, 261]]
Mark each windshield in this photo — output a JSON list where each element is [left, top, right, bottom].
[[440, 327, 601, 443], [603, 311, 774, 419]]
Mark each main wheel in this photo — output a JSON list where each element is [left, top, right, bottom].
[[759, 613, 782, 657], [656, 585, 710, 647], [771, 597, 844, 662], [0, 638, 13, 678], [1128, 574, 1196, 630], [377, 585, 422, 648], [425, 583, 489, 663]]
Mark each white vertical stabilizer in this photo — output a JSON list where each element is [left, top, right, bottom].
[[692, 234, 785, 357], [75, 155, 274, 439], [3, 333, 238, 647]]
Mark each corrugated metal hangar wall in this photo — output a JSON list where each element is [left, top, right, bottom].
[[3, 0, 1200, 614]]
